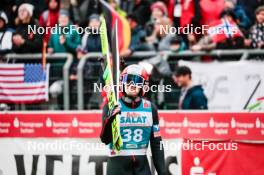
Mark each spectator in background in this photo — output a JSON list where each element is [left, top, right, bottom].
[[224, 0, 251, 30], [13, 0, 47, 19], [12, 3, 42, 53], [77, 14, 101, 58], [199, 0, 225, 26], [146, 17, 175, 51], [109, 0, 127, 17], [165, 0, 202, 49], [121, 13, 154, 57], [168, 0, 201, 28], [172, 66, 208, 110], [127, 0, 151, 26], [48, 9, 81, 100], [146, 2, 178, 51], [249, 6, 264, 49], [150, 1, 168, 21], [39, 0, 60, 43], [216, 10, 245, 50], [0, 0, 16, 28], [68, 0, 100, 26], [127, 14, 146, 50], [238, 0, 264, 22], [0, 11, 13, 55], [187, 33, 198, 49], [199, 0, 225, 25], [191, 34, 215, 52], [192, 10, 244, 52], [48, 9, 81, 54], [169, 36, 186, 53]]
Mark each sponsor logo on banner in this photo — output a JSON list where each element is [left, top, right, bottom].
[[1, 111, 264, 174], [181, 140, 264, 175], [1, 112, 264, 140]]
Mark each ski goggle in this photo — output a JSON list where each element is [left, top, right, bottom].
[[122, 74, 144, 87]]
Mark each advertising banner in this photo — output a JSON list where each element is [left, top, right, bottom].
[[0, 111, 264, 175], [0, 138, 181, 175], [181, 140, 264, 175]]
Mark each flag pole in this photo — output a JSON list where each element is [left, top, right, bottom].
[[42, 41, 47, 71]]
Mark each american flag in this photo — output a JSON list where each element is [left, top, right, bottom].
[[0, 63, 49, 104]]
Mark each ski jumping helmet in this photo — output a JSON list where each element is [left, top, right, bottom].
[[120, 64, 149, 96]]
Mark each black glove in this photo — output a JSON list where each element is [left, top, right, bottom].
[[107, 105, 121, 122]]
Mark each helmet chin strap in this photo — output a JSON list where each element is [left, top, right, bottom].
[[122, 83, 143, 103]]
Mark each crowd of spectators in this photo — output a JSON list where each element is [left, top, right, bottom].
[[0, 0, 263, 109], [0, 0, 263, 58]]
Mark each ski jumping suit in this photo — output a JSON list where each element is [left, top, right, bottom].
[[100, 96, 166, 175]]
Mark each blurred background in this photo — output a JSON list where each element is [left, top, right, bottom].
[[0, 0, 263, 111], [0, 1, 264, 175]]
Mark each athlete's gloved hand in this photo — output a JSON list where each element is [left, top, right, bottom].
[[107, 105, 121, 122]]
